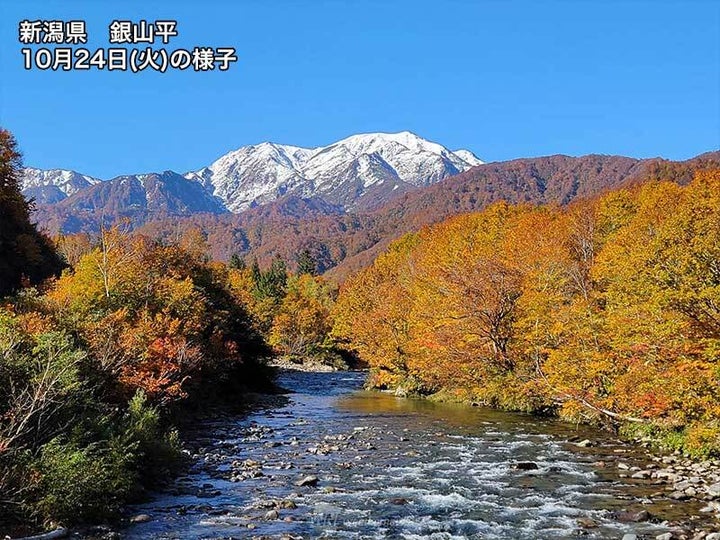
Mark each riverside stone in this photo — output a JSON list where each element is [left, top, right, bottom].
[[577, 517, 598, 528]]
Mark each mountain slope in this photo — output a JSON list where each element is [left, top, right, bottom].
[[326, 151, 720, 280], [38, 171, 227, 233]]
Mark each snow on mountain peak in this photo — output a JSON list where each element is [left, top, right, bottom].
[[21, 167, 101, 204], [192, 132, 483, 212], [453, 149, 484, 167]]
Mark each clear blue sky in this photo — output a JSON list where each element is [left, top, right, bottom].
[[0, 0, 718, 179]]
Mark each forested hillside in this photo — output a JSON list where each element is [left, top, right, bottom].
[[333, 168, 720, 455], [123, 152, 720, 280]]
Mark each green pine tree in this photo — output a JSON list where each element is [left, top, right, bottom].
[[229, 252, 246, 270], [296, 249, 316, 276]]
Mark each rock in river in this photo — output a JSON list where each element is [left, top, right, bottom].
[[295, 475, 319, 487], [575, 439, 593, 447], [616, 509, 650, 522]]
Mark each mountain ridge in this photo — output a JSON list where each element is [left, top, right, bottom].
[[22, 131, 482, 222], [22, 168, 102, 204]]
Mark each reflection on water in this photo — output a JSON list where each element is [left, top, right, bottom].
[[338, 390, 573, 434], [124, 371, 703, 539]]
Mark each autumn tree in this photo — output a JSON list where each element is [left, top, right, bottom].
[[47, 227, 268, 404], [55, 233, 93, 267], [334, 169, 720, 435], [333, 234, 418, 389], [269, 274, 335, 358]]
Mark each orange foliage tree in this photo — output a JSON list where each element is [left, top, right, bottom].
[[334, 170, 720, 438], [46, 227, 267, 404]]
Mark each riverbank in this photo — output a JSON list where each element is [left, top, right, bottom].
[[2, 386, 290, 540], [267, 358, 339, 372], [569, 443, 720, 539]]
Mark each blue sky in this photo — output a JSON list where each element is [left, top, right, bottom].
[[0, 0, 718, 179]]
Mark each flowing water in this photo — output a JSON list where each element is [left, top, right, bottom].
[[124, 371, 705, 539]]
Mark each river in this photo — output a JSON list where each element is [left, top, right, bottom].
[[123, 370, 707, 539]]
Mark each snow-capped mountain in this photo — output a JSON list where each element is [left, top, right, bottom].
[[33, 171, 228, 234], [21, 132, 483, 232], [184, 142, 314, 212], [452, 149, 484, 167], [21, 168, 101, 204], [185, 131, 483, 212]]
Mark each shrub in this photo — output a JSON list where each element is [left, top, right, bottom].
[[118, 391, 184, 483], [34, 438, 136, 524]]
